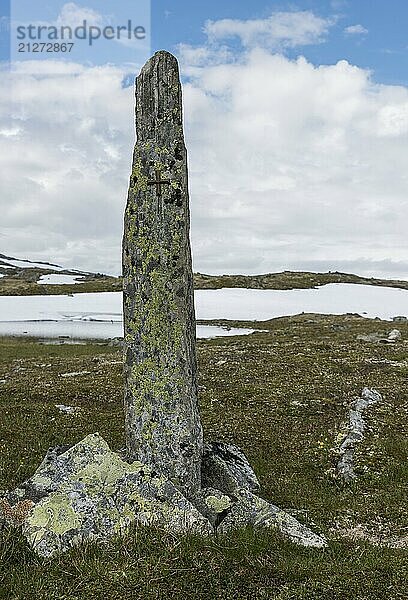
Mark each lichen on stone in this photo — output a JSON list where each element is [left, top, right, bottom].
[[122, 51, 203, 496], [205, 495, 232, 513], [6, 433, 213, 557]]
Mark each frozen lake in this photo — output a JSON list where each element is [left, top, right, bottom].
[[0, 320, 255, 341], [0, 283, 406, 340]]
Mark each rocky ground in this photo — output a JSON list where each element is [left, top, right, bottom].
[[0, 313, 407, 599]]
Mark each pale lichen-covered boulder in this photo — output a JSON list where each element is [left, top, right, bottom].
[[1, 433, 327, 555], [218, 489, 327, 548], [1, 434, 213, 557], [201, 441, 260, 495], [337, 388, 382, 482]]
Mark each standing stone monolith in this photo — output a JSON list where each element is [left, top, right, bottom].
[[122, 51, 203, 497]]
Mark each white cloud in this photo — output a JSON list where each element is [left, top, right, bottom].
[[344, 24, 368, 35], [56, 2, 104, 28], [377, 102, 408, 137], [178, 44, 408, 277], [0, 126, 22, 137], [1, 12, 407, 280], [13, 3, 105, 37], [204, 11, 333, 49], [0, 61, 134, 273]]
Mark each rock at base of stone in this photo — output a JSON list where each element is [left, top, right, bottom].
[[197, 439, 326, 548], [201, 441, 260, 495], [218, 489, 327, 548], [1, 433, 213, 557], [1, 434, 327, 556]]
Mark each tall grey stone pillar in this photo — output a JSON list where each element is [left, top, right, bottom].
[[123, 51, 203, 497]]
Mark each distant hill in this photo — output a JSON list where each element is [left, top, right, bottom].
[[0, 253, 119, 296], [1, 253, 408, 296], [194, 271, 408, 291]]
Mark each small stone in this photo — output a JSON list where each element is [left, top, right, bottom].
[[387, 329, 402, 342], [357, 333, 382, 343], [201, 441, 260, 495], [60, 371, 91, 378], [217, 489, 269, 533], [55, 405, 79, 415], [192, 487, 233, 527], [358, 330, 402, 344], [392, 316, 407, 323], [256, 504, 327, 548]]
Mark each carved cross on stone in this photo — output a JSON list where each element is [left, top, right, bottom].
[[148, 168, 171, 197]]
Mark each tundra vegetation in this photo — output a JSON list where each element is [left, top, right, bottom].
[[0, 312, 407, 599]]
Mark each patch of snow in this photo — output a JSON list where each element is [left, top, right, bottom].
[[0, 283, 408, 340], [0, 292, 120, 322], [38, 274, 85, 285], [195, 284, 408, 321], [196, 325, 255, 339], [0, 320, 255, 340]]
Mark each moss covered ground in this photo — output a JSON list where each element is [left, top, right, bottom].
[[0, 313, 407, 599]]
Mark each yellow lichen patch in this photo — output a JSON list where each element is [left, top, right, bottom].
[[129, 160, 148, 198], [26, 494, 81, 538], [205, 495, 232, 513], [74, 452, 144, 495]]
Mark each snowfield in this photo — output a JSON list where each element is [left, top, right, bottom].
[[37, 274, 85, 285], [0, 283, 406, 340], [195, 284, 408, 321]]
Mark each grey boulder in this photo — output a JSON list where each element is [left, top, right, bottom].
[[218, 489, 327, 548], [1, 433, 213, 557], [201, 441, 260, 495]]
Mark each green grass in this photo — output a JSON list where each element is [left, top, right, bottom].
[[0, 314, 407, 599], [1, 527, 407, 600]]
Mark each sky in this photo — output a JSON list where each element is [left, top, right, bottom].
[[0, 0, 407, 277]]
